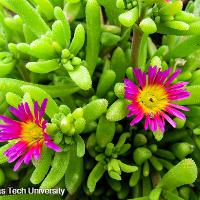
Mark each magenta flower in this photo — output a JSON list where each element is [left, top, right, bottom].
[[0, 99, 61, 171], [124, 66, 190, 133]]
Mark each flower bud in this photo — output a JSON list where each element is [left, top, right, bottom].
[[172, 142, 194, 160], [46, 123, 58, 135], [72, 108, 84, 119], [64, 61, 74, 71], [83, 99, 108, 123], [74, 117, 86, 134], [119, 7, 139, 27], [116, 0, 125, 9], [114, 83, 125, 99], [60, 115, 72, 134], [68, 65, 92, 90], [139, 18, 157, 34], [133, 134, 147, 147], [71, 57, 82, 66], [133, 147, 152, 165], [59, 105, 71, 115], [106, 99, 128, 121], [62, 49, 70, 59]]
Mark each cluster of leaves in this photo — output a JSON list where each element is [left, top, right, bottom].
[[0, 0, 200, 200]]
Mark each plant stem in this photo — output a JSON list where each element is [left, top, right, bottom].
[[17, 61, 30, 82], [131, 25, 143, 68], [65, 192, 78, 200], [131, 7, 146, 68]]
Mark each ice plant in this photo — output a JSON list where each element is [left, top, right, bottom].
[[124, 66, 190, 132], [0, 99, 61, 171]]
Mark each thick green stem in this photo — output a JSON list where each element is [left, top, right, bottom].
[[16, 61, 30, 82], [131, 25, 143, 68], [131, 7, 146, 68], [65, 193, 78, 200]]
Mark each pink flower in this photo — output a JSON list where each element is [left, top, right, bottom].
[[124, 66, 190, 133], [0, 99, 61, 171]]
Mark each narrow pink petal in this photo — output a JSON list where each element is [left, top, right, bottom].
[[43, 133, 51, 140], [124, 79, 139, 100], [0, 134, 19, 142], [155, 114, 165, 133], [39, 98, 48, 121], [8, 144, 27, 163], [168, 89, 189, 97], [9, 107, 26, 121], [45, 141, 61, 152], [153, 68, 161, 84], [169, 91, 191, 101], [18, 104, 29, 121], [125, 93, 138, 101], [144, 115, 150, 130], [13, 155, 25, 171], [166, 82, 188, 91], [4, 141, 25, 156], [23, 147, 35, 164], [164, 69, 182, 86], [149, 119, 154, 131], [127, 109, 141, 117], [127, 103, 142, 117], [168, 103, 189, 111], [149, 118, 158, 132], [155, 68, 171, 84], [34, 101, 39, 124], [133, 69, 146, 88], [165, 107, 186, 120], [148, 66, 157, 85], [130, 113, 144, 126], [127, 104, 138, 111], [18, 103, 26, 113], [161, 112, 176, 128], [4, 141, 27, 158], [0, 124, 21, 132], [42, 120, 48, 129], [0, 124, 10, 129], [141, 71, 146, 88], [24, 102, 33, 121], [124, 79, 139, 93], [33, 143, 42, 160], [0, 115, 21, 126]]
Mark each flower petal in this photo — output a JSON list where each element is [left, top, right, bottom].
[[168, 103, 189, 111], [130, 113, 144, 126], [23, 147, 35, 165], [124, 78, 139, 100], [133, 68, 146, 88], [45, 141, 62, 152], [34, 101, 39, 124], [165, 107, 186, 120], [164, 68, 182, 86], [161, 112, 176, 128], [13, 155, 25, 171], [39, 98, 48, 121], [148, 66, 157, 85]]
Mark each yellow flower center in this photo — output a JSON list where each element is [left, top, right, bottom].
[[21, 122, 44, 144], [137, 84, 168, 116]]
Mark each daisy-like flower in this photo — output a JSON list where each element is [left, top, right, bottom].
[[0, 98, 61, 171], [124, 66, 190, 133]]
